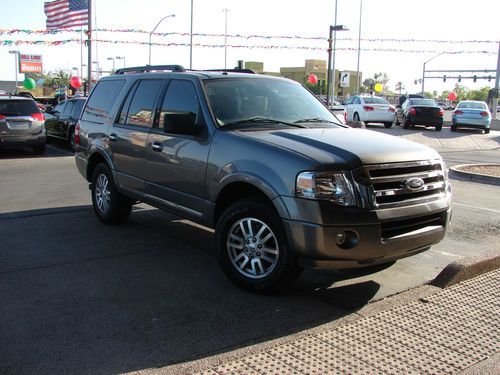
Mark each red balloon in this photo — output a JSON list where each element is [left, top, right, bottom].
[[308, 73, 318, 85], [448, 92, 457, 101], [70, 76, 83, 89]]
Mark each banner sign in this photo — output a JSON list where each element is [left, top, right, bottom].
[[19, 54, 43, 73]]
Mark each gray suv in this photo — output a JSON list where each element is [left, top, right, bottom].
[[75, 65, 452, 292], [0, 96, 46, 154]]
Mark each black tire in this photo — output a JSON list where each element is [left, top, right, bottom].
[[91, 163, 132, 225], [435, 125, 442, 131], [353, 113, 360, 122], [383, 122, 393, 128], [68, 127, 76, 152], [33, 144, 46, 154], [215, 199, 302, 292], [450, 125, 457, 132], [484, 128, 490, 134]]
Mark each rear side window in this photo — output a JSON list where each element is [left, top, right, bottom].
[[82, 80, 125, 124], [119, 79, 163, 128], [73, 100, 85, 117], [0, 99, 40, 116], [64, 101, 75, 115]]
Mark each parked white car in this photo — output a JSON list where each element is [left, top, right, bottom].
[[343, 95, 396, 128]]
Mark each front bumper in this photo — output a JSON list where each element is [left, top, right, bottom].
[[280, 196, 451, 269]]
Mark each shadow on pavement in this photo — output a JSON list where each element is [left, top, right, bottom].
[[0, 143, 72, 159], [0, 206, 384, 375]]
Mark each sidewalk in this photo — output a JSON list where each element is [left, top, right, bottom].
[[154, 268, 499, 375]]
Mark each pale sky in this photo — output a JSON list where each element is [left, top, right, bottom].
[[1, 0, 499, 95]]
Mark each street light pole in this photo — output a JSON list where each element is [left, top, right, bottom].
[[422, 52, 445, 95], [8, 50, 19, 94], [223, 8, 230, 69], [149, 14, 175, 66], [190, 0, 193, 69], [326, 24, 348, 107], [116, 56, 126, 68], [355, 0, 363, 94], [331, 0, 338, 103], [107, 57, 115, 72]]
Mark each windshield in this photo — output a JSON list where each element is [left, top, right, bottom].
[[204, 78, 341, 128]]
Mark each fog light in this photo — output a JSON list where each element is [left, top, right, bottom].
[[336, 230, 359, 249]]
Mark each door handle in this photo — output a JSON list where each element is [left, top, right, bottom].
[[109, 133, 118, 142], [152, 142, 163, 152]]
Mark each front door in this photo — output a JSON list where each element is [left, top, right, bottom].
[[145, 79, 211, 222]]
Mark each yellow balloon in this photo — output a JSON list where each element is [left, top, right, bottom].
[[374, 83, 383, 93]]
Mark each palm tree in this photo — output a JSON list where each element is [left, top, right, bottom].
[[395, 81, 405, 95]]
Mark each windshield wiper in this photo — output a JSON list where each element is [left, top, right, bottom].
[[223, 117, 307, 128], [294, 117, 338, 124]]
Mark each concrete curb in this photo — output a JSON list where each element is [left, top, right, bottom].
[[449, 164, 500, 186], [431, 250, 500, 288]]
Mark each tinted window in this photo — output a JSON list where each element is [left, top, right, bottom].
[[409, 99, 438, 106], [353, 97, 361, 104], [123, 80, 163, 127], [73, 100, 85, 117], [363, 97, 389, 105], [118, 81, 139, 124], [0, 99, 39, 116], [54, 101, 66, 114], [159, 80, 199, 129], [82, 80, 125, 124], [64, 100, 75, 115], [457, 102, 487, 110]]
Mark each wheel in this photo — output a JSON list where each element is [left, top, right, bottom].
[[215, 199, 302, 292], [383, 122, 393, 128], [435, 125, 442, 131], [484, 128, 490, 134], [91, 163, 132, 225], [68, 127, 76, 152], [33, 144, 46, 154], [450, 125, 457, 132], [353, 112, 360, 122]]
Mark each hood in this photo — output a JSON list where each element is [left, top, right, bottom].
[[236, 127, 441, 169]]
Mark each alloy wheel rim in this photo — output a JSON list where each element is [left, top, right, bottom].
[[95, 174, 111, 214], [227, 217, 279, 279]]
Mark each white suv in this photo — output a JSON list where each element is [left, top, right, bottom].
[[344, 95, 396, 128]]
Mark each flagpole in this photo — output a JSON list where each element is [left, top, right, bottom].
[[87, 0, 92, 94], [80, 28, 83, 81]]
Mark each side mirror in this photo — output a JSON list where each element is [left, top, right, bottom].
[[45, 105, 54, 114], [341, 101, 346, 105], [396, 104, 401, 109], [163, 111, 202, 135]]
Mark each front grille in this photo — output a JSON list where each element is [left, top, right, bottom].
[[381, 212, 446, 239], [354, 160, 447, 209]]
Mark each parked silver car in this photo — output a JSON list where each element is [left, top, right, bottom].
[[0, 96, 46, 154]]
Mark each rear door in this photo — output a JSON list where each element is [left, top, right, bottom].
[[145, 79, 210, 222], [108, 79, 165, 196]]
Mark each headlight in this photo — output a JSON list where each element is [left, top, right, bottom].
[[296, 171, 357, 206]]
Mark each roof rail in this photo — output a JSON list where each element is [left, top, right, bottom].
[[201, 68, 256, 74], [114, 65, 186, 74]]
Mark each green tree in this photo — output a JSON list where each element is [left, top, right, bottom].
[[467, 87, 489, 101], [303, 80, 320, 94]]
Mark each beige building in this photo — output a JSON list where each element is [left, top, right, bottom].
[[243, 59, 362, 97]]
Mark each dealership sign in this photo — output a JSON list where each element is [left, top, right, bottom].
[[19, 54, 43, 74]]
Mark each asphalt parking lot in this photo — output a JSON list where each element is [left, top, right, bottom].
[[0, 127, 499, 375]]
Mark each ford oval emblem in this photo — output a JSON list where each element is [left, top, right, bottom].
[[404, 177, 425, 191]]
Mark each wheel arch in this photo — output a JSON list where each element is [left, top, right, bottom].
[[212, 181, 288, 227], [86, 149, 114, 182]]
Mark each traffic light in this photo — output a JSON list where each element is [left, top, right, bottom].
[[473, 75, 477, 83], [443, 75, 447, 82], [458, 75, 461, 82]]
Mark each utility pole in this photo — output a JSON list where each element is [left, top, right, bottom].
[[223, 8, 229, 69], [355, 0, 362, 94], [493, 42, 500, 120], [87, 0, 92, 95]]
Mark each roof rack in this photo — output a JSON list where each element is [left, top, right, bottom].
[[201, 68, 256, 74], [114, 65, 186, 74]]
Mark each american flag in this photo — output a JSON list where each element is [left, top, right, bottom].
[[44, 0, 88, 30]]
